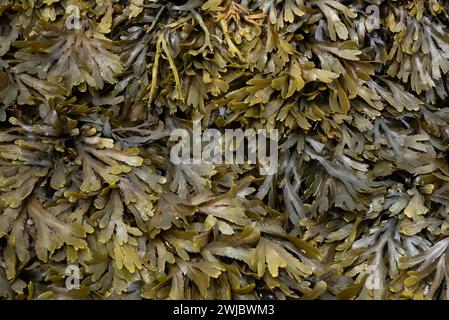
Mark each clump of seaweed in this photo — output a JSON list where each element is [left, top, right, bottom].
[[0, 0, 449, 300]]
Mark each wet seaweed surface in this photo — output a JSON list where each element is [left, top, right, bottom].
[[1, 0, 449, 300]]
